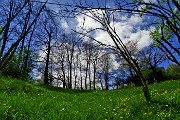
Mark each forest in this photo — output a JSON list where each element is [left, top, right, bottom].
[[0, 0, 180, 119]]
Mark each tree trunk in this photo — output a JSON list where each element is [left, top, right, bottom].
[[44, 28, 51, 85], [93, 61, 96, 90], [88, 63, 91, 90], [44, 39, 51, 85], [85, 62, 88, 90], [80, 64, 83, 90], [69, 62, 72, 89], [104, 72, 109, 90], [140, 74, 151, 104]]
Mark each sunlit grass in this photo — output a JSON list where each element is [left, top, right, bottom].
[[0, 76, 180, 119]]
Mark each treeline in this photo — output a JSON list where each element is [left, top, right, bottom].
[[125, 64, 180, 87]]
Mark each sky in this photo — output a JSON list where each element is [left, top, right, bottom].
[[32, 0, 175, 86], [43, 0, 155, 50], [37, 0, 174, 68]]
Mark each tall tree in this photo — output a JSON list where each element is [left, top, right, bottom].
[[73, 7, 151, 103], [0, 0, 47, 71]]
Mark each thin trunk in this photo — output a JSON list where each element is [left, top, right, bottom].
[[0, 20, 11, 58], [67, 66, 70, 88], [100, 79, 104, 90], [85, 61, 88, 90], [104, 71, 109, 90], [61, 60, 66, 88], [69, 62, 72, 89], [44, 38, 51, 85], [89, 63, 91, 90], [44, 25, 52, 85], [19, 37, 25, 73], [137, 69, 151, 104], [80, 64, 83, 90], [93, 61, 96, 90], [23, 23, 36, 76]]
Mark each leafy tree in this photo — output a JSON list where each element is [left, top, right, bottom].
[[138, 44, 167, 82], [166, 64, 180, 80], [0, 50, 34, 80], [118, 0, 180, 66], [142, 69, 154, 84]]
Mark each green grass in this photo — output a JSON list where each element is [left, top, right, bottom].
[[0, 76, 180, 120]]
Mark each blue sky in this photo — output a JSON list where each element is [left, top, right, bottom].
[[44, 0, 154, 49], [38, 0, 178, 69]]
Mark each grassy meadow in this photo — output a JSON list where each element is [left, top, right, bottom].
[[0, 76, 180, 120]]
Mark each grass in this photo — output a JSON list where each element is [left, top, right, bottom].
[[0, 76, 180, 120]]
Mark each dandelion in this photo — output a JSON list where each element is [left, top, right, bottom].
[[61, 108, 65, 111]]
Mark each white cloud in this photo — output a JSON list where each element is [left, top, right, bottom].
[[61, 19, 69, 30], [144, 0, 156, 3], [128, 14, 143, 26], [75, 11, 153, 50]]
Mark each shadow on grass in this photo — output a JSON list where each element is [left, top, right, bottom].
[[40, 85, 94, 94]]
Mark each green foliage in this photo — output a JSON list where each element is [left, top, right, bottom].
[[150, 6, 179, 47], [150, 22, 172, 47], [1, 54, 22, 78], [142, 68, 167, 84], [0, 76, 180, 119], [0, 26, 2, 39], [156, 67, 167, 82], [142, 69, 154, 84], [0, 49, 34, 80], [0, 26, 2, 33], [166, 64, 180, 80]]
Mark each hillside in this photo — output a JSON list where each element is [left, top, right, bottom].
[[0, 76, 180, 120]]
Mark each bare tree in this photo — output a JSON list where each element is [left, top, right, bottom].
[[73, 8, 151, 103], [98, 52, 113, 90], [0, 0, 47, 70], [51, 41, 67, 88], [138, 44, 167, 83]]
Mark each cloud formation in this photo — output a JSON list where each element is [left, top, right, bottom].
[[60, 10, 154, 50]]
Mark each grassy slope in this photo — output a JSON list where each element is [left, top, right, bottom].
[[0, 76, 180, 120]]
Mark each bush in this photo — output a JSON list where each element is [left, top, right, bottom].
[[142, 67, 167, 84], [166, 64, 180, 80], [142, 69, 154, 84], [0, 53, 32, 80]]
